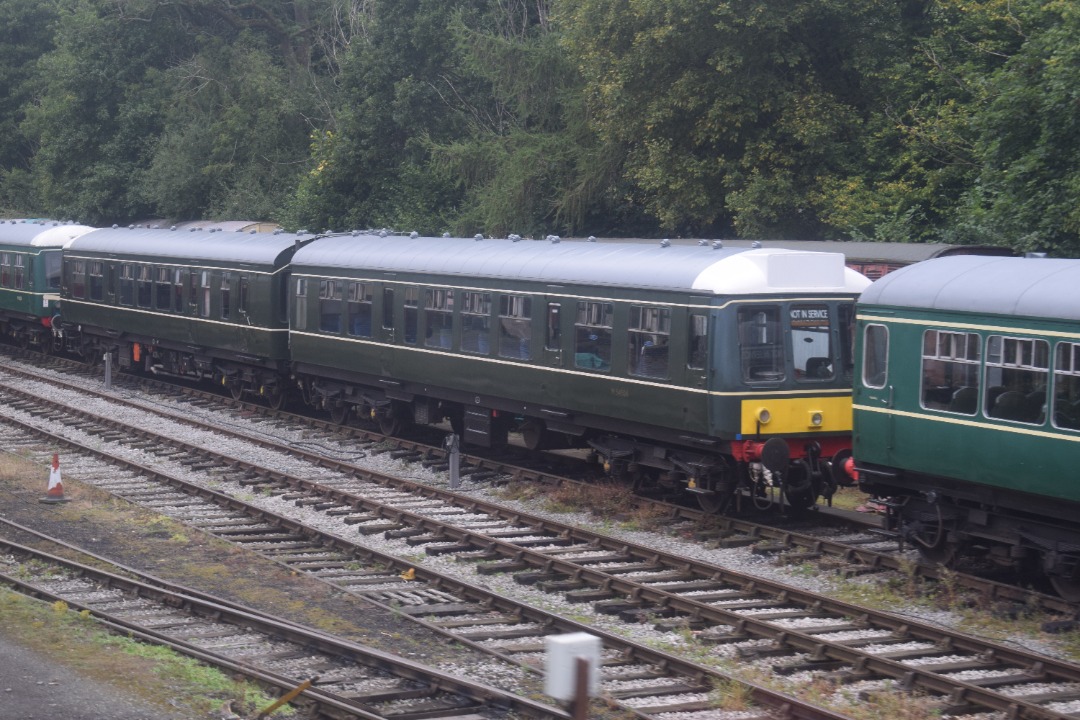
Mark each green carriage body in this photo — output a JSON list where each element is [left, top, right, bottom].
[[58, 227, 300, 396], [0, 220, 95, 349], [289, 235, 868, 504], [853, 256, 1080, 581]]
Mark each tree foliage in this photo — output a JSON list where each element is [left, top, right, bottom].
[[0, 0, 1077, 254]]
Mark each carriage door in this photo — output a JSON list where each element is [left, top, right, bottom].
[[541, 298, 564, 367]]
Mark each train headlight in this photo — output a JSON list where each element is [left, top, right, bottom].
[[756, 408, 771, 424], [809, 411, 823, 427]]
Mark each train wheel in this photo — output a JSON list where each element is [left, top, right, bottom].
[[265, 388, 288, 411], [377, 401, 411, 436], [1051, 575, 1080, 603], [329, 403, 350, 425]]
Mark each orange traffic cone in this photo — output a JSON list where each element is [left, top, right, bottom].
[[39, 453, 68, 504]]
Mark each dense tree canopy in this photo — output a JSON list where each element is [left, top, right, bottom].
[[0, 0, 1077, 254]]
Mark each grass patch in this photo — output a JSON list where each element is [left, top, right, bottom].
[[0, 588, 290, 717]]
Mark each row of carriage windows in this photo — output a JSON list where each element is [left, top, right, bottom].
[[303, 280, 706, 380], [863, 324, 1080, 431], [68, 262, 248, 319]]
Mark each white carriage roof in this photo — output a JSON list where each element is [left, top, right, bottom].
[[860, 255, 1080, 320], [0, 220, 82, 247], [66, 227, 303, 266], [293, 236, 870, 295]]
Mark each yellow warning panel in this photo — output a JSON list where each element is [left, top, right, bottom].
[[739, 395, 853, 435]]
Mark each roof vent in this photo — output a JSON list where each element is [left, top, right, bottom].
[[442, 232, 451, 238], [587, 236, 597, 242], [548, 235, 561, 244], [410, 231, 419, 239], [509, 234, 521, 242], [660, 239, 671, 248], [712, 240, 723, 250], [751, 240, 762, 248], [474, 233, 484, 241], [249, 229, 256, 234], [379, 229, 388, 237], [1025, 252, 1048, 259], [698, 239, 708, 246], [112, 224, 118, 229]]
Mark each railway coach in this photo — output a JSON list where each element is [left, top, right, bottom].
[[0, 220, 95, 352], [56, 225, 303, 409], [852, 255, 1080, 598], [288, 235, 870, 512]]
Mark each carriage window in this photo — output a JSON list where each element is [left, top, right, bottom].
[[629, 306, 670, 379], [575, 301, 612, 370], [425, 288, 454, 349], [404, 287, 419, 344], [220, 272, 232, 320], [319, 279, 343, 333], [13, 255, 24, 290], [1053, 343, 1080, 431], [862, 324, 888, 389], [500, 294, 532, 359], [739, 306, 784, 382], [137, 266, 152, 308], [921, 330, 981, 414], [156, 267, 171, 310], [984, 335, 1048, 424], [238, 276, 248, 315], [200, 271, 211, 317], [70, 260, 86, 299], [461, 291, 490, 354], [1, 253, 11, 288], [173, 269, 185, 312], [294, 278, 308, 330], [45, 252, 62, 290], [545, 303, 561, 351], [688, 314, 708, 370], [347, 282, 373, 337], [88, 262, 104, 301], [120, 264, 134, 306]]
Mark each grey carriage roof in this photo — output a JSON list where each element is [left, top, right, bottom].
[[569, 237, 1017, 264], [859, 255, 1080, 320], [65, 227, 303, 266], [292, 235, 870, 295]]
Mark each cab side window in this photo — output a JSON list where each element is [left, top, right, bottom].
[[862, 324, 888, 389], [738, 306, 784, 382]]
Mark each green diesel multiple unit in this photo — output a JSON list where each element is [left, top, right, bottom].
[[58, 226, 303, 407], [853, 255, 1080, 597], [0, 220, 95, 351], [289, 236, 870, 511]]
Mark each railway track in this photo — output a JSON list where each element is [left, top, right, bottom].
[[0, 536, 564, 720], [1, 348, 1071, 618], [0, 385, 842, 720], [2, 359, 1080, 716]]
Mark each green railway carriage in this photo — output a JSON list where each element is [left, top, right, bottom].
[[0, 220, 95, 351], [853, 255, 1080, 596], [57, 226, 305, 407], [290, 235, 870, 511]]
